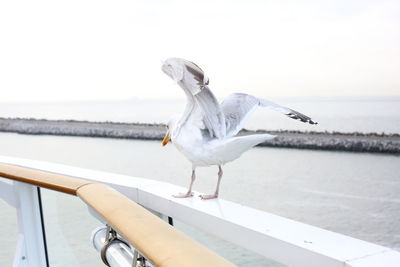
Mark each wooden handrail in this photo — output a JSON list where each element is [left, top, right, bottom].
[[0, 163, 235, 267], [0, 163, 89, 195]]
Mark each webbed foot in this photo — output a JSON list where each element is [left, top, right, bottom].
[[173, 192, 194, 198], [199, 194, 218, 200]]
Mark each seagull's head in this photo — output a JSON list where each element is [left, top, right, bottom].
[[162, 115, 180, 146], [161, 58, 185, 83]]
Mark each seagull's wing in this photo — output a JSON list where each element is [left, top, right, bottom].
[[221, 93, 317, 137], [221, 93, 260, 137], [175, 60, 226, 139]]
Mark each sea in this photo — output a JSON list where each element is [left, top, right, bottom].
[[0, 96, 399, 266]]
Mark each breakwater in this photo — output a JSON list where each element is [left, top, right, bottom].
[[0, 118, 399, 154]]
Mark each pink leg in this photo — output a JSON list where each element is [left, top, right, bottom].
[[200, 166, 223, 200], [173, 169, 196, 198]]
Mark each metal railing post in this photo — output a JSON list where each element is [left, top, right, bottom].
[[13, 182, 48, 267]]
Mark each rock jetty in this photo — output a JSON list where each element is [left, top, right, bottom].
[[0, 118, 399, 154]]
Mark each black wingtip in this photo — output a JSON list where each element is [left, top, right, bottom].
[[287, 112, 318, 125]]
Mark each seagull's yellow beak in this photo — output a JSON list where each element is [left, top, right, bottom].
[[162, 131, 170, 146]]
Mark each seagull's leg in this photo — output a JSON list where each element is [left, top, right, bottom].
[[200, 165, 223, 200], [173, 168, 196, 198]]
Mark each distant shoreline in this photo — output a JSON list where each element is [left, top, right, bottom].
[[0, 118, 399, 154]]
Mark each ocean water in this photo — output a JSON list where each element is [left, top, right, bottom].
[[1, 96, 400, 133], [0, 132, 399, 266], [0, 97, 399, 266]]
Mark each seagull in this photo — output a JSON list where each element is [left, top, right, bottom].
[[161, 58, 317, 200]]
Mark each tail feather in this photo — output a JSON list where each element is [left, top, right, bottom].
[[213, 134, 276, 164]]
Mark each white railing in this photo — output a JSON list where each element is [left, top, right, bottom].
[[1, 155, 400, 267], [2, 181, 48, 267]]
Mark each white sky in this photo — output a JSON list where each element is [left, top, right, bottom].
[[0, 0, 399, 102]]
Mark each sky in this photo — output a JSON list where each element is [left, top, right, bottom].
[[0, 0, 399, 102]]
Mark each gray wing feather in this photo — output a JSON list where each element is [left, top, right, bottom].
[[221, 93, 317, 137], [177, 60, 226, 139], [221, 93, 259, 137], [193, 86, 225, 138], [259, 99, 318, 124]]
